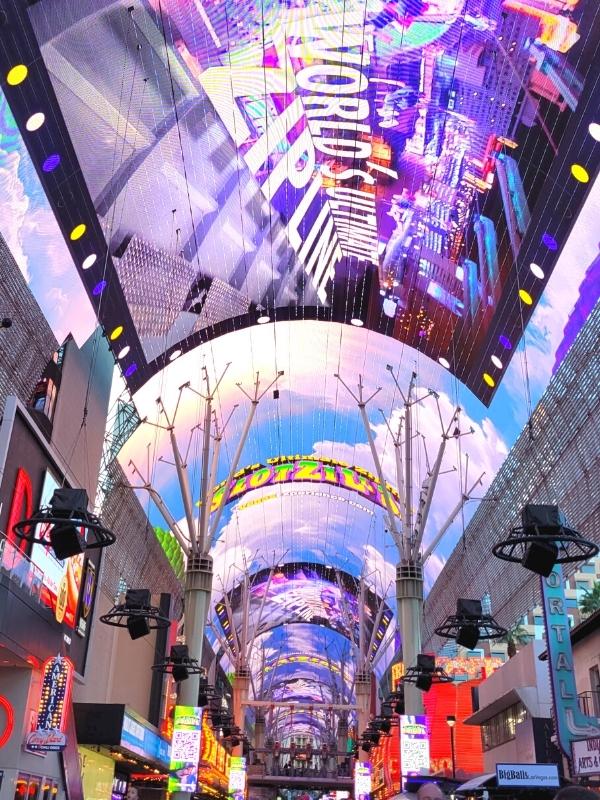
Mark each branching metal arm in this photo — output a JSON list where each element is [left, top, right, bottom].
[[412, 404, 462, 554], [128, 459, 190, 556], [335, 373, 404, 554], [208, 370, 284, 547], [421, 470, 485, 563]]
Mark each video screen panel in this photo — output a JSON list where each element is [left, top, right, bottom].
[[13, 0, 596, 401], [215, 562, 393, 661]]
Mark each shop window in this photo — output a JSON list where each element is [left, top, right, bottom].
[[29, 378, 58, 422], [13, 775, 45, 800], [481, 702, 528, 751]]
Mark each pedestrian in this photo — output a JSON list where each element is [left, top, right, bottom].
[[416, 783, 445, 800]]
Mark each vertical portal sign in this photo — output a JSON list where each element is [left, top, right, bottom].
[[354, 761, 372, 800], [228, 756, 247, 800], [541, 566, 600, 756], [26, 654, 74, 751], [168, 706, 202, 793]]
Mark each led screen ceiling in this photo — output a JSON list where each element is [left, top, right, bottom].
[[9, 0, 596, 402], [215, 563, 393, 661]]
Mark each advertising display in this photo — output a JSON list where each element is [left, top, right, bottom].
[[15, 0, 597, 401], [76, 559, 97, 637], [354, 761, 372, 800], [228, 756, 247, 800], [168, 706, 203, 794], [79, 746, 116, 800], [0, 400, 99, 673], [210, 456, 402, 515], [216, 562, 392, 658], [26, 654, 74, 752], [399, 715, 430, 788], [29, 470, 85, 629], [121, 711, 170, 766], [496, 763, 559, 789]]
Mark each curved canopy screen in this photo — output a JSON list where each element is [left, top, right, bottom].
[[1, 0, 594, 402], [215, 563, 394, 660]]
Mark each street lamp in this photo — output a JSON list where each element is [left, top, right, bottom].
[[446, 715, 456, 780]]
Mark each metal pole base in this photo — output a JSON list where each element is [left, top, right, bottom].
[[355, 671, 372, 762], [396, 560, 424, 717], [178, 555, 213, 708]]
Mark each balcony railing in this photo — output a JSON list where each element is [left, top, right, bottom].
[[0, 533, 44, 603], [578, 691, 600, 718]]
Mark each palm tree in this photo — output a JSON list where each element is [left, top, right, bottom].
[[580, 581, 600, 618], [497, 622, 532, 658]]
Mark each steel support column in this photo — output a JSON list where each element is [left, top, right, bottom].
[[396, 560, 424, 716]]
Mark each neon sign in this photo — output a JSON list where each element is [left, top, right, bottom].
[[210, 456, 401, 516], [541, 566, 600, 756], [0, 695, 15, 748], [26, 654, 74, 751]]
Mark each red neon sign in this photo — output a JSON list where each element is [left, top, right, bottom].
[[0, 695, 15, 748], [6, 467, 32, 553]]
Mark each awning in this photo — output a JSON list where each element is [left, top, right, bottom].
[[74, 703, 170, 769], [463, 686, 545, 725], [455, 774, 496, 791]]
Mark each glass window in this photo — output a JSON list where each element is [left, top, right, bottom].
[[481, 702, 527, 751]]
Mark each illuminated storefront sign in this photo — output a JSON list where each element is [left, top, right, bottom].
[[76, 559, 96, 637], [121, 711, 170, 766], [168, 706, 202, 793], [399, 715, 430, 788], [572, 737, 600, 777], [354, 762, 372, 800], [496, 763, 559, 788], [228, 756, 247, 800], [391, 662, 405, 689], [541, 566, 600, 756], [211, 456, 401, 516], [26, 654, 74, 751]]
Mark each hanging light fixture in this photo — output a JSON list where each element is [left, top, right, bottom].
[[100, 589, 170, 640], [13, 487, 115, 559], [492, 505, 598, 577], [435, 598, 507, 651], [400, 654, 453, 693], [152, 645, 204, 683]]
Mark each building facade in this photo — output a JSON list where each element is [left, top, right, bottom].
[[423, 300, 600, 651]]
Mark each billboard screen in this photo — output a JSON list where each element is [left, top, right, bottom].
[[1, 0, 592, 402], [354, 761, 372, 800], [168, 706, 203, 794], [399, 715, 430, 788], [0, 399, 99, 673], [29, 470, 85, 629], [228, 756, 247, 800]]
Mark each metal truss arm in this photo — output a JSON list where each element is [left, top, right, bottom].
[[412, 404, 462, 555], [128, 459, 190, 556], [335, 373, 403, 554], [208, 371, 284, 547], [421, 471, 485, 563]]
